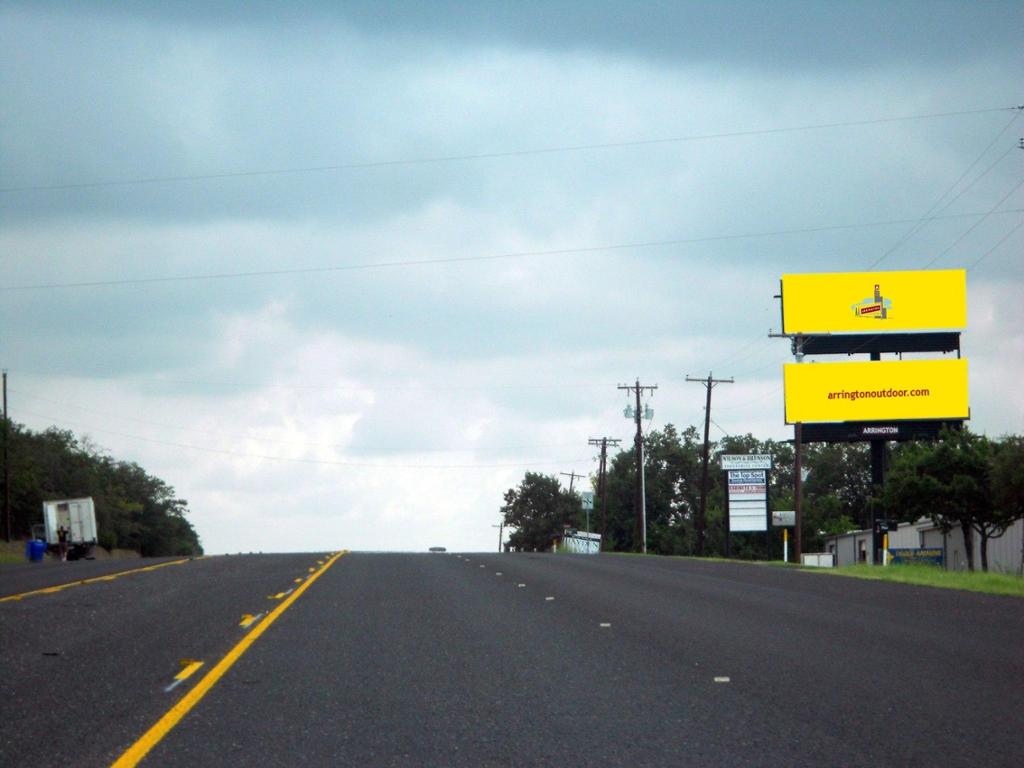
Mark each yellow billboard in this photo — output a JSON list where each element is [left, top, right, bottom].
[[781, 269, 965, 334], [783, 358, 968, 423]]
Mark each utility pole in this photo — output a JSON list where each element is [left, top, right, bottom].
[[618, 380, 657, 553], [686, 372, 734, 557], [560, 471, 584, 495], [3, 370, 9, 543], [588, 437, 621, 543]]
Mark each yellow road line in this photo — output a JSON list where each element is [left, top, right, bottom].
[[174, 660, 204, 682], [111, 550, 348, 768], [0, 558, 192, 603], [163, 660, 204, 693], [238, 613, 264, 629]]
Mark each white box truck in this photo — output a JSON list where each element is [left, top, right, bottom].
[[41, 497, 98, 560]]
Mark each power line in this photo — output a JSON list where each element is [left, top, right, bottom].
[[14, 408, 591, 470], [6, 208, 1022, 293], [7, 387, 585, 454], [709, 417, 730, 437], [729, 354, 790, 378], [701, 330, 771, 373], [714, 384, 784, 411], [7, 371, 603, 393], [968, 217, 1024, 269], [867, 110, 1022, 268], [923, 176, 1024, 267], [2, 106, 1013, 194]]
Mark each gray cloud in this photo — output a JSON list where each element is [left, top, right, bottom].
[[2, 1, 1021, 551], [11, 2, 1021, 70]]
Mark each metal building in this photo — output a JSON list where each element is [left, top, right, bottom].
[[822, 517, 1023, 573]]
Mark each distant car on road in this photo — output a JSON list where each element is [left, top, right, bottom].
[[428, 546, 447, 553]]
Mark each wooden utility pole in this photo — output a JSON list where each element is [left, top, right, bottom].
[[617, 380, 657, 553], [560, 471, 584, 494], [589, 437, 621, 543], [686, 373, 734, 557]]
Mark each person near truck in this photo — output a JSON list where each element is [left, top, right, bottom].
[[58, 526, 69, 562]]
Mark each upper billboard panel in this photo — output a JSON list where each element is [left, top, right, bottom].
[[783, 358, 968, 423], [781, 269, 966, 334]]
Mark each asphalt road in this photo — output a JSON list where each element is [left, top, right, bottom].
[[1, 552, 1021, 767], [1, 556, 189, 600]]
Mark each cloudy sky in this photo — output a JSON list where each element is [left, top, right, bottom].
[[2, 1, 1021, 553]]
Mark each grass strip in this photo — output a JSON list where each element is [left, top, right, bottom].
[[812, 562, 1024, 597]]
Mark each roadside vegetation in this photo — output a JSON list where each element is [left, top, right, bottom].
[[0, 420, 202, 557], [817, 563, 1024, 597], [500, 425, 1024, 574], [0, 542, 24, 564]]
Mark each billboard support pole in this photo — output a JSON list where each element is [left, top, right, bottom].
[[723, 470, 731, 559], [794, 421, 803, 563], [868, 350, 887, 564], [793, 334, 805, 564]]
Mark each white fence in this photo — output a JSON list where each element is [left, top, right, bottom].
[[563, 531, 601, 555]]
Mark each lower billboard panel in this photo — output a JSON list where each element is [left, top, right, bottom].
[[784, 358, 968, 423]]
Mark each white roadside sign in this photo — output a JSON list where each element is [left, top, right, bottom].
[[720, 454, 773, 470], [727, 469, 768, 532], [772, 510, 796, 527]]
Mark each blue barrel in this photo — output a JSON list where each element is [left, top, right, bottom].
[[27, 539, 47, 562]]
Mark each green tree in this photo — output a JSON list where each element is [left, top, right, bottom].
[[600, 425, 702, 554], [641, 424, 702, 555], [602, 447, 642, 552], [0, 419, 202, 556], [801, 442, 872, 550], [501, 472, 580, 552], [883, 429, 1010, 572]]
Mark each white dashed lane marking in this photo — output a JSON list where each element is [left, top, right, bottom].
[[163, 660, 204, 693], [599, 623, 611, 628]]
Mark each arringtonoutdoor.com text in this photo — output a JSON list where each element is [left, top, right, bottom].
[[828, 387, 930, 402]]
